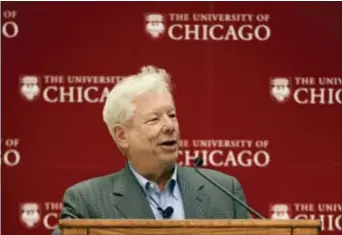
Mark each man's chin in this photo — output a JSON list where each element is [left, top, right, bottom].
[[159, 153, 179, 165]]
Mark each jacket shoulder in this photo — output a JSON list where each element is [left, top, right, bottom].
[[64, 169, 123, 195]]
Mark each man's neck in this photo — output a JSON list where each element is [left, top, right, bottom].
[[129, 162, 176, 191], [146, 166, 175, 190]]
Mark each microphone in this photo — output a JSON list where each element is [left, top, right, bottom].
[[194, 157, 265, 219], [158, 206, 174, 219], [148, 195, 174, 219]]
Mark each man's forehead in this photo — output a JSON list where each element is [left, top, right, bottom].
[[133, 92, 174, 106], [135, 104, 175, 116]]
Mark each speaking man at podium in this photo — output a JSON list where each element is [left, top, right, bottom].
[[52, 65, 254, 235]]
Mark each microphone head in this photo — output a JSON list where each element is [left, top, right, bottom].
[[162, 206, 174, 218], [194, 157, 204, 167]]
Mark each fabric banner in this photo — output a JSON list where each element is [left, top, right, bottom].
[[1, 2, 341, 235]]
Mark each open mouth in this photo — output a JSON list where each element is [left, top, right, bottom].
[[159, 140, 177, 146]]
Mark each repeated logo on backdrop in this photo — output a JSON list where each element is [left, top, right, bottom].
[[19, 75, 341, 105], [1, 138, 21, 167], [144, 12, 272, 41], [270, 76, 341, 105], [19, 74, 124, 103], [19, 75, 41, 101], [178, 139, 271, 168], [269, 203, 342, 232], [20, 202, 62, 230]]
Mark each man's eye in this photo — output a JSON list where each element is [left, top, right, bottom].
[[149, 118, 159, 122], [169, 113, 176, 118]]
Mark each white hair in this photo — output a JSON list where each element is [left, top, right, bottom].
[[103, 65, 173, 145]]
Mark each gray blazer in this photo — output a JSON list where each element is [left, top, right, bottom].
[[52, 164, 250, 235]]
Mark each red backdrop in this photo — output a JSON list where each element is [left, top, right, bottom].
[[1, 2, 341, 235]]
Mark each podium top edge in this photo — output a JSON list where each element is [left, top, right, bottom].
[[59, 219, 321, 228]]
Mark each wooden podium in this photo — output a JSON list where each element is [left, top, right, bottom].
[[59, 219, 321, 235]]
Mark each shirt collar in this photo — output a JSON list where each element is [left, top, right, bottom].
[[128, 162, 178, 195]]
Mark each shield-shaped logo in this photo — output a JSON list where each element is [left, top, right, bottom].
[[270, 77, 292, 103], [269, 203, 292, 220], [20, 202, 41, 229], [19, 75, 41, 101], [144, 13, 166, 39]]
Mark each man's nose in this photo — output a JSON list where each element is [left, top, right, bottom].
[[162, 116, 175, 133]]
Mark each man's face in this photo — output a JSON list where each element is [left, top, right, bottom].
[[125, 91, 180, 171]]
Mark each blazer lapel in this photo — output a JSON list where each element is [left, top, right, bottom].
[[111, 164, 155, 219], [177, 165, 209, 219]]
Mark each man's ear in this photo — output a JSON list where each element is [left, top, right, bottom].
[[113, 124, 129, 148]]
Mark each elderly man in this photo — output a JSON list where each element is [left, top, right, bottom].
[[52, 65, 250, 235]]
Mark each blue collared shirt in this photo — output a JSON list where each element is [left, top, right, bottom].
[[129, 163, 185, 220]]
